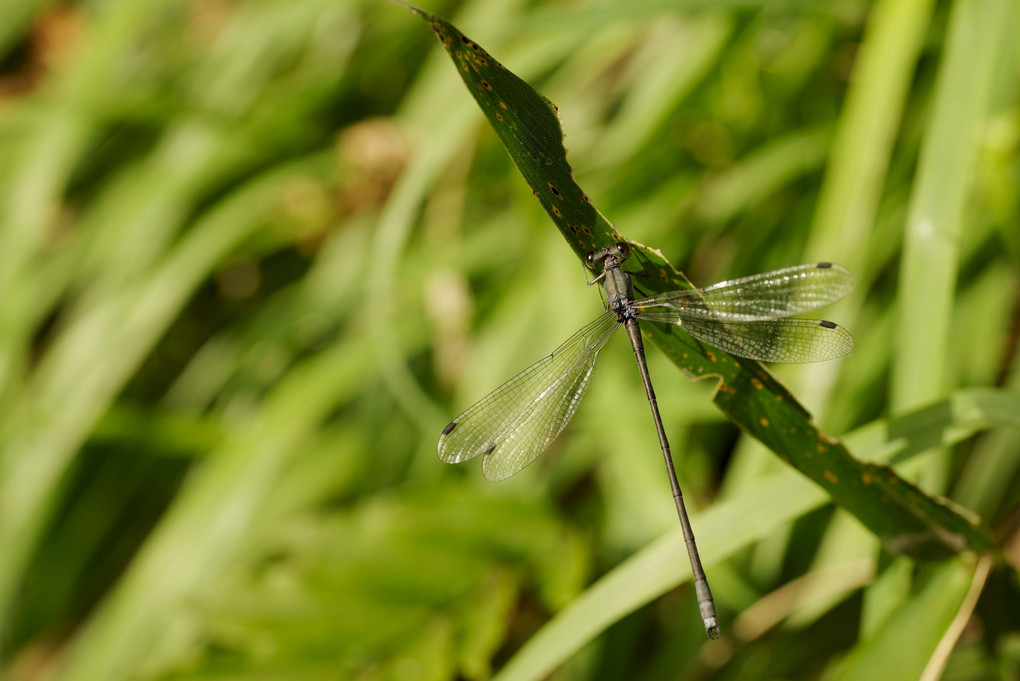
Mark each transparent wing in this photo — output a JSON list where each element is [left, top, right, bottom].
[[438, 312, 620, 481], [632, 262, 854, 362], [667, 316, 854, 362], [634, 263, 854, 322]]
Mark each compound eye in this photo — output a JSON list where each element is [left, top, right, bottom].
[[614, 241, 631, 260], [586, 251, 601, 269]]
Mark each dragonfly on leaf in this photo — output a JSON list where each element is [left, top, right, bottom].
[[438, 242, 854, 637]]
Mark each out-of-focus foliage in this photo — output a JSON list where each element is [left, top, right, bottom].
[[0, 1, 1017, 680]]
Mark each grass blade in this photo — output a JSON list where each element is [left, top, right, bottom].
[[892, 0, 1012, 489], [492, 390, 1012, 681]]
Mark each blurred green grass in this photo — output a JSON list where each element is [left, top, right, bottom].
[[0, 0, 1018, 680]]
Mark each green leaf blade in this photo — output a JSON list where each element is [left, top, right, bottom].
[[399, 1, 621, 259], [399, 0, 995, 563]]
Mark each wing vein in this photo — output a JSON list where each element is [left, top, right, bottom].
[[438, 311, 621, 480]]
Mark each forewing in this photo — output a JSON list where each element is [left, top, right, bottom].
[[635, 263, 854, 322], [438, 312, 620, 481], [674, 316, 854, 363]]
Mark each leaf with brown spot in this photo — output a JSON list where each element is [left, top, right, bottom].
[[396, 0, 994, 562]]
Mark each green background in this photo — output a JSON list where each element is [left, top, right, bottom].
[[0, 0, 1018, 679]]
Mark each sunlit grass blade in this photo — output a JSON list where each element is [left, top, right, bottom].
[[892, 0, 1012, 491], [805, 0, 935, 263], [828, 557, 991, 681]]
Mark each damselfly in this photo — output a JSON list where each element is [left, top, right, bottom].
[[438, 242, 854, 637]]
